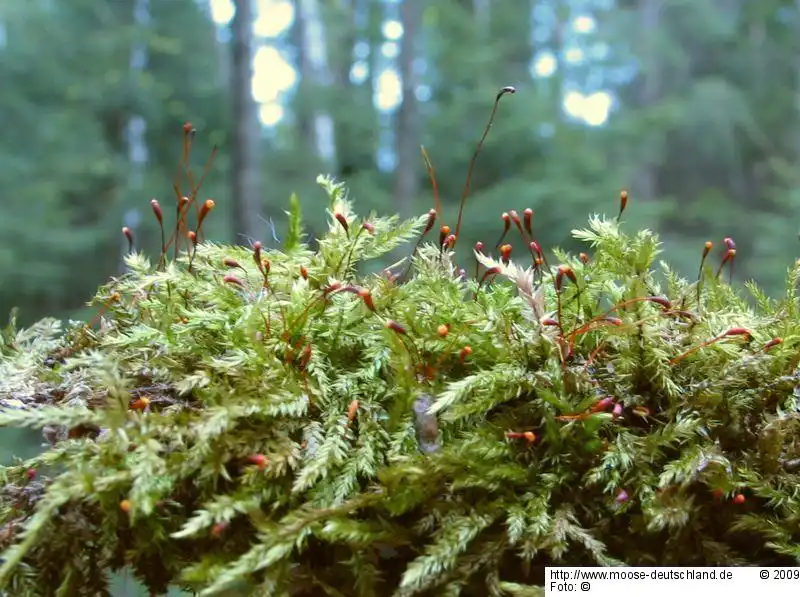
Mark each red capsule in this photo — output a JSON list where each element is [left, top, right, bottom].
[[247, 454, 268, 470], [723, 327, 751, 338], [647, 296, 671, 309], [358, 288, 376, 312], [223, 275, 245, 287]]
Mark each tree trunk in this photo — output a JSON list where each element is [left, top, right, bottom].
[[634, 0, 662, 203], [297, 0, 337, 169], [393, 0, 421, 217], [120, 0, 150, 271], [230, 0, 262, 244]]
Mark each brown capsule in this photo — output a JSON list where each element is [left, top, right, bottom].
[[362, 221, 375, 234], [555, 265, 576, 290], [298, 344, 312, 370], [223, 258, 241, 268], [25, 468, 37, 481], [523, 209, 533, 235], [253, 241, 262, 265], [223, 275, 245, 287], [618, 189, 628, 218], [324, 282, 342, 295], [501, 212, 511, 232], [647, 296, 671, 309], [423, 209, 437, 234], [122, 226, 134, 247], [300, 265, 309, 280], [187, 230, 197, 246], [541, 318, 559, 326], [211, 522, 228, 538], [763, 337, 783, 351], [732, 493, 745, 505], [150, 199, 163, 224], [579, 252, 589, 264], [604, 317, 623, 326], [530, 240, 543, 258], [334, 212, 349, 233], [385, 320, 406, 335], [723, 327, 751, 338], [182, 121, 193, 134], [721, 248, 736, 264], [481, 266, 501, 282], [437, 324, 449, 337], [444, 234, 456, 248], [199, 199, 215, 224], [509, 210, 522, 231]]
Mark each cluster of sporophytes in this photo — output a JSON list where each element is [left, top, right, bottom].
[[2, 93, 800, 597]]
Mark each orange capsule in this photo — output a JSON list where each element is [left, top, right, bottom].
[[522, 431, 536, 443], [732, 493, 745, 505], [199, 199, 215, 224], [437, 324, 449, 337], [120, 499, 132, 513], [347, 399, 359, 424], [459, 346, 472, 362], [130, 397, 150, 411]]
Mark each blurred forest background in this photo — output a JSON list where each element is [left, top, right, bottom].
[[0, 0, 799, 593]]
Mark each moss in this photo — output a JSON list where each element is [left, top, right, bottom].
[[2, 149, 800, 595]]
